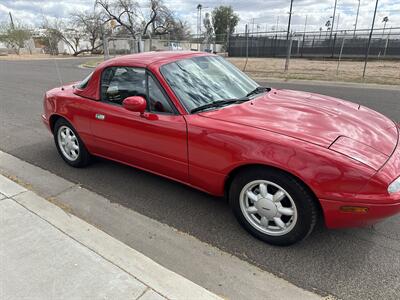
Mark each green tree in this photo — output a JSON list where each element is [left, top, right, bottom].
[[382, 16, 389, 33], [0, 22, 31, 55], [211, 5, 239, 41]]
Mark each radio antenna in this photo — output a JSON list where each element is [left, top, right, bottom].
[[48, 37, 64, 88]]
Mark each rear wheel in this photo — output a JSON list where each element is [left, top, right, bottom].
[[229, 167, 318, 246], [54, 118, 91, 168]]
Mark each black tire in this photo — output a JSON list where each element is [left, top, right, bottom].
[[53, 118, 91, 168], [229, 167, 318, 246]]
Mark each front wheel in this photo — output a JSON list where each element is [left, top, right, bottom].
[[229, 167, 318, 246], [54, 118, 91, 168]]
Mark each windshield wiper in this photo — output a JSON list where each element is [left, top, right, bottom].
[[190, 98, 249, 114], [246, 86, 271, 98]]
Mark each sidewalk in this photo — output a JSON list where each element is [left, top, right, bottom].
[[0, 174, 221, 300]]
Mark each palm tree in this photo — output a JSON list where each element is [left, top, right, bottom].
[[382, 16, 389, 35], [325, 20, 331, 38]]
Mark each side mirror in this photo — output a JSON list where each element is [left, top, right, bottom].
[[123, 96, 147, 113]]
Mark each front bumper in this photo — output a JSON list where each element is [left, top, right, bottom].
[[320, 198, 400, 228], [322, 124, 400, 228], [42, 114, 51, 132]]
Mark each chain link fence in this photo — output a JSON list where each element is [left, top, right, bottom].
[[103, 33, 229, 58], [100, 28, 399, 85], [228, 28, 400, 59], [225, 27, 400, 84]]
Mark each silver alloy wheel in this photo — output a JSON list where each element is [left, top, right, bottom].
[[239, 180, 298, 236], [57, 125, 80, 161]]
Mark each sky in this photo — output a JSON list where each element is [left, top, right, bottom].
[[0, 0, 399, 34]]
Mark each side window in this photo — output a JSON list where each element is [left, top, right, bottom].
[[101, 67, 146, 105], [147, 75, 174, 114]]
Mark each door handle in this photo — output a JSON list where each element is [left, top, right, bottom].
[[95, 114, 105, 120]]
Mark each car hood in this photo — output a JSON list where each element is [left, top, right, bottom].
[[199, 89, 398, 156]]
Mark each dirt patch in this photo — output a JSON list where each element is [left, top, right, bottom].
[[227, 57, 400, 86]]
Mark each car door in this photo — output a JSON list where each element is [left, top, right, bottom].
[[89, 66, 188, 182]]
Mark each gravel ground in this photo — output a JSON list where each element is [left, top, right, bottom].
[[227, 57, 400, 85]]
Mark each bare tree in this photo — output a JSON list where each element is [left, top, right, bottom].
[[148, 1, 175, 36], [168, 20, 190, 40], [95, 0, 184, 38], [62, 28, 86, 56], [70, 11, 103, 54], [95, 0, 143, 38], [42, 17, 101, 57], [41, 18, 64, 55]]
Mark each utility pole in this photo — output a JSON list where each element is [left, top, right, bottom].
[[286, 0, 294, 40], [196, 6, 199, 38], [9, 12, 15, 29], [336, 13, 340, 31], [354, 0, 360, 37], [276, 16, 280, 35], [197, 4, 203, 36], [330, 0, 338, 40], [285, 34, 293, 72], [363, 0, 379, 78], [303, 15, 308, 34], [199, 5, 202, 35], [226, 23, 230, 54], [197, 4, 202, 50], [243, 24, 249, 71]]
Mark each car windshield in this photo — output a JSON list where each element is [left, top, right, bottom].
[[76, 72, 93, 89], [160, 56, 259, 112]]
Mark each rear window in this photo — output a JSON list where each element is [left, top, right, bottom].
[[76, 72, 93, 89]]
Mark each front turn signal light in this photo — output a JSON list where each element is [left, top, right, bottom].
[[340, 206, 369, 213], [388, 177, 400, 194]]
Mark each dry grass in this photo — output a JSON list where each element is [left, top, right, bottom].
[[227, 57, 400, 86], [82, 58, 103, 68]]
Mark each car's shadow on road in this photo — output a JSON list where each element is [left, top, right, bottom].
[[10, 141, 400, 299]]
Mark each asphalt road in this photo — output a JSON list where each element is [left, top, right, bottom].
[[1, 58, 400, 299]]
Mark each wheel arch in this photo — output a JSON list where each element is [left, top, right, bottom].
[[49, 114, 72, 133]]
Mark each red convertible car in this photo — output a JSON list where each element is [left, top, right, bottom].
[[42, 51, 400, 246]]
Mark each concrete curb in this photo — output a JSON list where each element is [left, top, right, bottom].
[[15, 190, 222, 299], [0, 173, 221, 300]]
